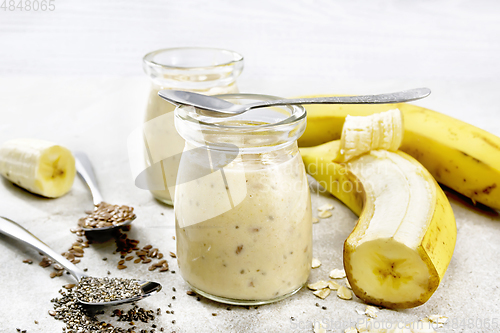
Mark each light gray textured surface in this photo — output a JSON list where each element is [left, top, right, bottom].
[[1, 1, 500, 332], [0, 77, 499, 333]]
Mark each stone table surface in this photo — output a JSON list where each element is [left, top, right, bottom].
[[0, 77, 499, 333]]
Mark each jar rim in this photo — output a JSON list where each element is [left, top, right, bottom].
[[143, 47, 244, 70], [174, 93, 307, 153], [176, 93, 306, 130]]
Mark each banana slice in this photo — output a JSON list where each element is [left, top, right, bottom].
[[0, 138, 76, 198], [339, 109, 403, 161]]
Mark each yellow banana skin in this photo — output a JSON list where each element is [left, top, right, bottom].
[[298, 99, 500, 209], [300, 140, 457, 308], [302, 141, 364, 215]]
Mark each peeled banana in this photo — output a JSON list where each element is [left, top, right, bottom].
[[298, 98, 500, 209], [339, 108, 403, 162], [301, 140, 457, 308], [0, 138, 76, 198]]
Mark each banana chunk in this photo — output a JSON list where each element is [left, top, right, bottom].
[[339, 109, 404, 162], [0, 138, 76, 198]]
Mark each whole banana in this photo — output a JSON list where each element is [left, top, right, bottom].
[[298, 99, 500, 209], [0, 138, 76, 198], [300, 140, 457, 308]]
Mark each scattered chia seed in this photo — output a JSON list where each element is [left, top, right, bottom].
[[74, 277, 142, 303], [50, 287, 164, 332]]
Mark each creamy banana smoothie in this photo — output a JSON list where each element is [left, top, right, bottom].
[[143, 88, 181, 205], [175, 145, 312, 302]]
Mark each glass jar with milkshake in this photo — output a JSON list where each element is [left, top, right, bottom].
[[173, 94, 313, 305], [142, 47, 244, 205]]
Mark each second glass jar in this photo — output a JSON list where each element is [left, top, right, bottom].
[[142, 47, 244, 205]]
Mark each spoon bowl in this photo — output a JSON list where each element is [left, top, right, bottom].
[[0, 216, 161, 306], [74, 151, 136, 232], [77, 280, 162, 307], [82, 215, 136, 233], [158, 87, 431, 118]]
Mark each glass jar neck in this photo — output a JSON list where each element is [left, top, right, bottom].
[[174, 94, 307, 155], [150, 81, 239, 95], [143, 47, 244, 91]]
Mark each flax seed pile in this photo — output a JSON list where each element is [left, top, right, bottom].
[[24, 204, 170, 278], [78, 202, 136, 229], [113, 232, 170, 273]]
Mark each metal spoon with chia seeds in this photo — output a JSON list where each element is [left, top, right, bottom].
[[74, 151, 136, 232], [0, 216, 162, 306]]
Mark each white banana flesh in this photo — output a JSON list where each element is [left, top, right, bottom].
[[340, 109, 403, 161], [0, 138, 76, 198]]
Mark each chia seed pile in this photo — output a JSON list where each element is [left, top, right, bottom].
[[78, 202, 136, 229], [74, 277, 142, 303], [50, 286, 165, 332]]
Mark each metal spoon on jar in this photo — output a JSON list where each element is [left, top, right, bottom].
[[0, 216, 161, 306], [158, 87, 431, 117], [74, 151, 136, 232]]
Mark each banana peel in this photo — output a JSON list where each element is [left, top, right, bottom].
[[299, 99, 500, 210]]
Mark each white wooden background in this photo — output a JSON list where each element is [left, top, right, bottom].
[[1, 0, 499, 80]]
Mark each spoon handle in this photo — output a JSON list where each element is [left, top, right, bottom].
[[249, 87, 431, 109], [0, 216, 87, 281], [74, 151, 104, 206]]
